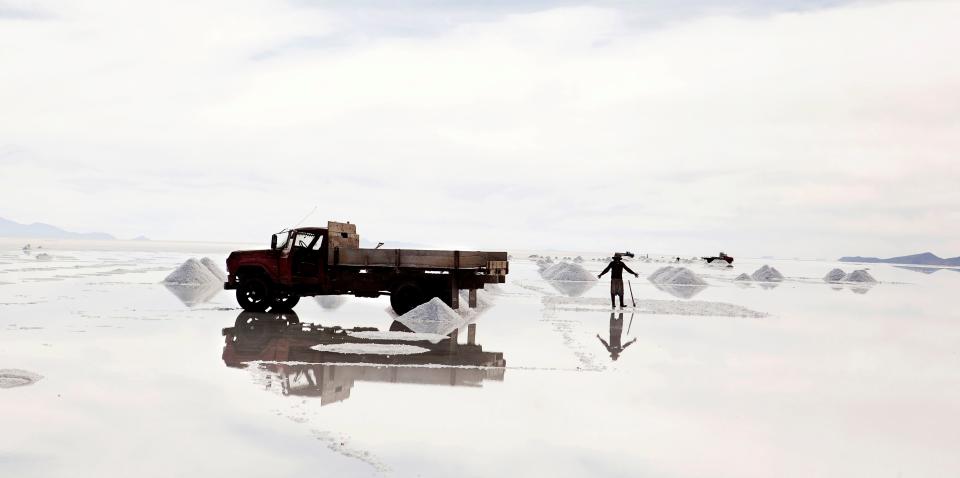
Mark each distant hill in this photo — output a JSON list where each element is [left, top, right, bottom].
[[839, 252, 960, 266], [0, 216, 115, 240]]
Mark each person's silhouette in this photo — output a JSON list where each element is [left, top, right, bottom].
[[597, 312, 636, 361], [598, 253, 638, 308]]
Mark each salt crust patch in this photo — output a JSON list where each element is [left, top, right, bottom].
[[543, 296, 767, 318], [346, 331, 446, 344], [310, 343, 430, 355]]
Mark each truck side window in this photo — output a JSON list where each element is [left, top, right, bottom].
[[295, 233, 316, 248]]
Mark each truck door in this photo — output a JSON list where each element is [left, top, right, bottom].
[[291, 232, 324, 281]]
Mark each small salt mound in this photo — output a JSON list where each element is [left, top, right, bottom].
[[200, 257, 227, 282], [824, 268, 846, 282], [396, 297, 469, 336], [35, 253, 52, 261], [310, 343, 429, 355], [751, 265, 784, 282], [542, 262, 597, 281], [734, 273, 752, 281], [843, 269, 877, 283], [648, 266, 707, 286], [315, 295, 347, 310], [163, 258, 220, 285]]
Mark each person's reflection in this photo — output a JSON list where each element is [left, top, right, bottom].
[[597, 312, 636, 361]]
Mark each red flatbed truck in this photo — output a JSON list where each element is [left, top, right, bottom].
[[224, 221, 508, 314]]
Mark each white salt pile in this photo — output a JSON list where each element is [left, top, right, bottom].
[[843, 269, 877, 283], [541, 262, 597, 281], [751, 265, 784, 282], [310, 343, 430, 355], [647, 266, 707, 286], [346, 331, 447, 344], [163, 258, 220, 285], [536, 257, 554, 271], [200, 257, 227, 282], [35, 253, 52, 261], [824, 268, 847, 282], [734, 273, 752, 281], [396, 297, 470, 336]]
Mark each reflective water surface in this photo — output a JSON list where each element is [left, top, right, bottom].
[[2, 243, 960, 477]]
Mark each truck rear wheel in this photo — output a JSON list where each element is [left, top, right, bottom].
[[236, 275, 273, 312], [390, 282, 428, 315]]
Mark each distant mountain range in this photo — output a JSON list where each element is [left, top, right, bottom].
[[0, 216, 115, 240], [839, 252, 960, 266]]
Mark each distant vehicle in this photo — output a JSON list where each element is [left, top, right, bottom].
[[702, 252, 734, 265], [224, 221, 508, 314]]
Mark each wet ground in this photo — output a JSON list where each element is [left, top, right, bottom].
[[2, 244, 960, 477]]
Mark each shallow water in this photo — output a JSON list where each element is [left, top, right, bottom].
[[2, 246, 959, 477]]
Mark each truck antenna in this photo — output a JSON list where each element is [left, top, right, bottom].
[[291, 205, 318, 229]]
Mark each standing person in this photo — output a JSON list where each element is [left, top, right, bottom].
[[598, 253, 639, 309]]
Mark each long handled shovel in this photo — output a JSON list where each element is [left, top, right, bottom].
[[627, 280, 636, 308]]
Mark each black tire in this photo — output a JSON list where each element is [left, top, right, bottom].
[[390, 282, 428, 315], [271, 291, 300, 311], [234, 310, 300, 328], [236, 275, 273, 312]]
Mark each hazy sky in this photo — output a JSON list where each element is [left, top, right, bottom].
[[1, 0, 957, 257]]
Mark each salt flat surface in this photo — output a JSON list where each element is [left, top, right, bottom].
[[2, 242, 960, 477]]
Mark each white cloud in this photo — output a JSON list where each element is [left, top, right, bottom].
[[0, 0, 958, 256]]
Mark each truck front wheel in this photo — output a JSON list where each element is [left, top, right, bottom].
[[236, 275, 273, 312], [271, 291, 300, 311], [390, 282, 427, 315]]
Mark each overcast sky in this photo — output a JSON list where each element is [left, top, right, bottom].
[[1, 0, 957, 257]]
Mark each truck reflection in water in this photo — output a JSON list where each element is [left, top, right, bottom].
[[222, 311, 505, 406]]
